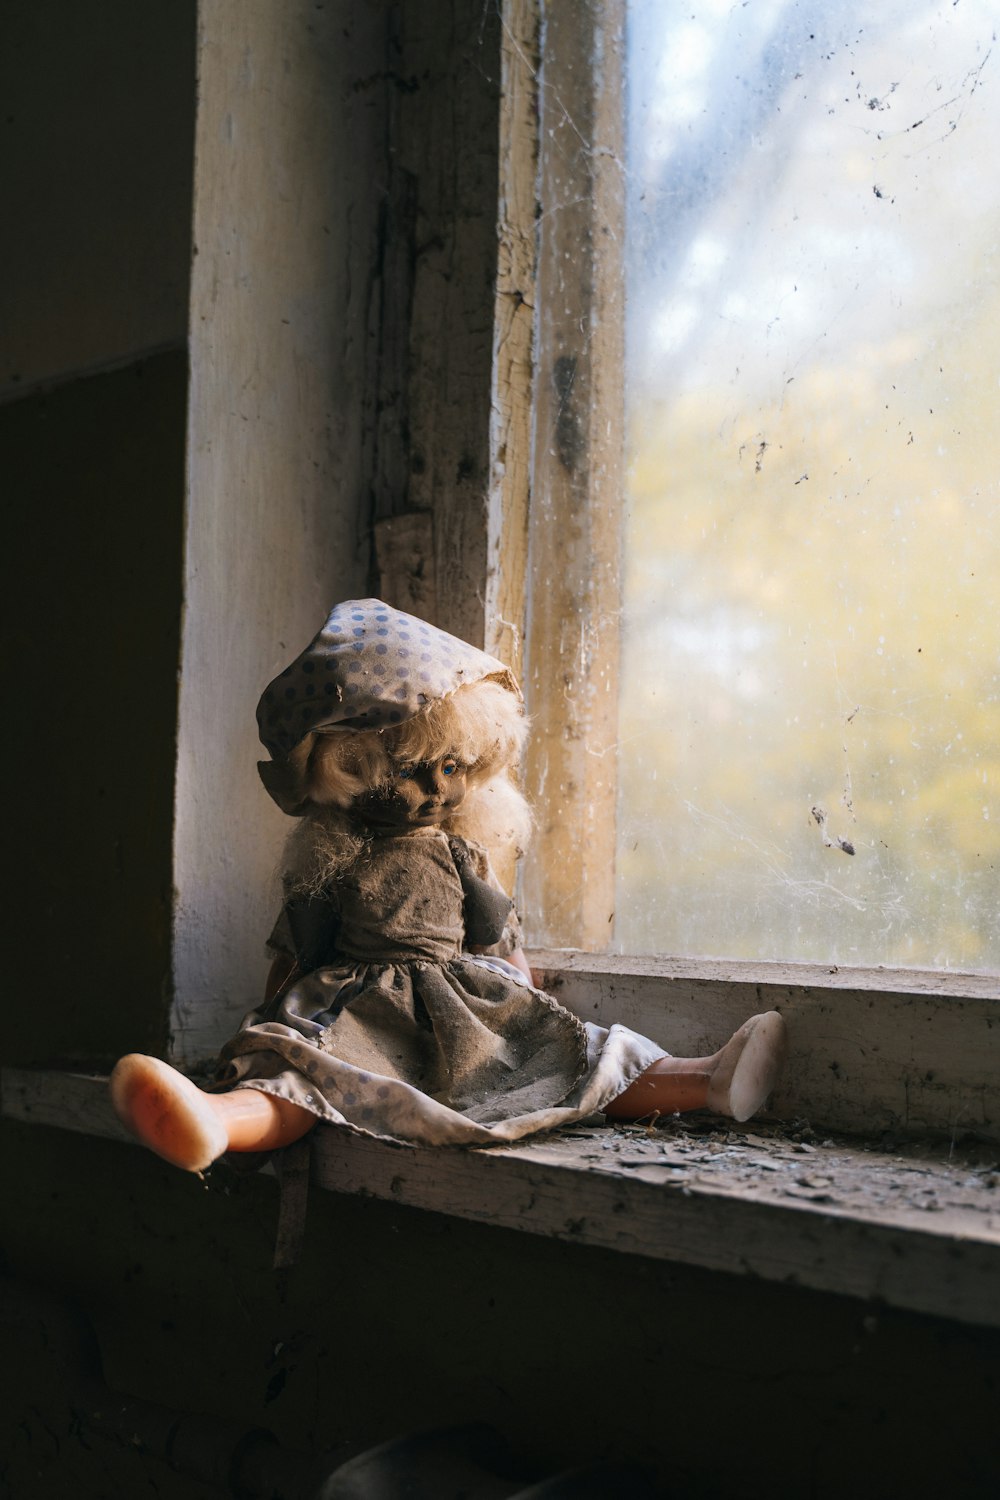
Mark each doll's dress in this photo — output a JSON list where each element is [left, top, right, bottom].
[[216, 829, 665, 1146]]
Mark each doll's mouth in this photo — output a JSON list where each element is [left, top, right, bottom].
[[397, 808, 443, 826], [356, 799, 447, 830], [407, 801, 459, 826]]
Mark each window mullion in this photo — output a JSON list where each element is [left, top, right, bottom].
[[523, 0, 627, 950]]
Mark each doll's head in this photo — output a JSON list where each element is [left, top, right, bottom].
[[256, 600, 531, 856], [306, 678, 530, 843]]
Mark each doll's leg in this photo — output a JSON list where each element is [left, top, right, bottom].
[[604, 1011, 786, 1124], [110, 1054, 317, 1172]]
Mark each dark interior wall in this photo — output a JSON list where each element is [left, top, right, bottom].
[[3, 0, 196, 1066], [3, 0, 196, 393], [4, 355, 187, 1064]]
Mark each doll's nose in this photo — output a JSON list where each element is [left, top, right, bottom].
[[417, 767, 447, 798]]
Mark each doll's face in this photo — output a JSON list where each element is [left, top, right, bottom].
[[355, 754, 468, 831]]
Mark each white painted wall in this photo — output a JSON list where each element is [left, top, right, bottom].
[[172, 0, 383, 1062]]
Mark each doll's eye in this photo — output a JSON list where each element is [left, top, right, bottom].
[[441, 759, 459, 776], [396, 765, 416, 779]]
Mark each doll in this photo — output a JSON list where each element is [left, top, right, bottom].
[[110, 599, 786, 1171]]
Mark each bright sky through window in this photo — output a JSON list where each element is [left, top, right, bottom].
[[618, 0, 1000, 968]]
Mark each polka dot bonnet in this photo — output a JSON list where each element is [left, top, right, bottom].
[[256, 598, 521, 813]]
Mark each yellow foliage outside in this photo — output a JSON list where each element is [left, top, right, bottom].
[[620, 342, 1000, 965]]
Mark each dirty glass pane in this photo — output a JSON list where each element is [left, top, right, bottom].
[[618, 0, 1000, 967]]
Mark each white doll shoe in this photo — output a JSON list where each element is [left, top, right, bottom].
[[110, 1054, 228, 1172], [705, 1011, 787, 1123]]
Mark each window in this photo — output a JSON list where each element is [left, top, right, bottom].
[[522, 0, 1000, 974]]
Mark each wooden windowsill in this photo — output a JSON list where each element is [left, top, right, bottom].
[[3, 1064, 999, 1332]]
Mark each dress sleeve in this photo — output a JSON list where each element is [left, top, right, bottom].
[[266, 904, 296, 960], [457, 839, 524, 957], [266, 884, 342, 971]]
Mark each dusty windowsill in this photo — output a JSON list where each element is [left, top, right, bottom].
[[3, 1066, 999, 1332]]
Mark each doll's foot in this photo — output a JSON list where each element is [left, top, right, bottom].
[[705, 1011, 787, 1122], [110, 1054, 227, 1172]]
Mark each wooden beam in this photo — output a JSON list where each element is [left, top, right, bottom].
[[308, 1124, 1000, 1330], [486, 0, 540, 688], [371, 0, 504, 652], [522, 0, 627, 949]]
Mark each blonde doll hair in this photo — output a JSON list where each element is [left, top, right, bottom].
[[284, 681, 533, 894]]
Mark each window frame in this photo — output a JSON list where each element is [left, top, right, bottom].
[[515, 0, 627, 950]]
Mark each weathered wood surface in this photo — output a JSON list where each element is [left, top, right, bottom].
[[5, 1069, 999, 1329], [310, 1118, 1000, 1330], [522, 0, 627, 950], [530, 948, 1000, 998], [530, 950, 1000, 1142], [486, 0, 539, 689], [370, 0, 504, 654], [2, 1070, 132, 1145], [484, 0, 540, 895]]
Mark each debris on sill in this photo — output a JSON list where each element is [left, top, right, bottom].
[[546, 1117, 1000, 1229]]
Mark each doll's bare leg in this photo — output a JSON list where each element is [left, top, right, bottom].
[[110, 1054, 317, 1172], [604, 1011, 787, 1124]]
